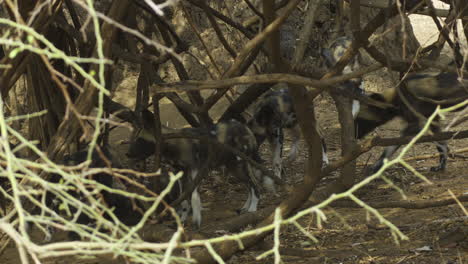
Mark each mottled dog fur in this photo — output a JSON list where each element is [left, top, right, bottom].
[[247, 88, 329, 179], [355, 71, 468, 174], [246, 36, 365, 179], [322, 36, 365, 117], [127, 110, 274, 228]]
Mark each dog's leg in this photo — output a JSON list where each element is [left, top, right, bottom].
[[268, 127, 284, 179], [321, 138, 329, 166], [178, 200, 191, 223], [189, 169, 202, 228], [430, 122, 449, 172], [368, 145, 400, 175], [368, 123, 421, 175], [351, 99, 360, 119], [431, 141, 449, 172], [247, 187, 259, 212], [240, 186, 252, 212], [285, 125, 300, 163], [231, 162, 266, 212], [175, 176, 191, 224], [262, 174, 276, 194], [252, 161, 277, 195], [245, 162, 261, 212]]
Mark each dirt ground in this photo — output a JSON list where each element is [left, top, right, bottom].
[[3, 87, 468, 264], [1, 2, 468, 264], [1, 100, 466, 264]]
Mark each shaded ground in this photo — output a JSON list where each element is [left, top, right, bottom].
[[1, 2, 467, 264], [1, 94, 466, 264]]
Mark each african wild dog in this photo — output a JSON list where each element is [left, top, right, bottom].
[[355, 71, 468, 174], [321, 36, 365, 118], [246, 36, 365, 179], [247, 88, 329, 180], [126, 110, 275, 228]]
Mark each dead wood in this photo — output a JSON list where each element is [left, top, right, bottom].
[[148, 95, 163, 193], [424, 0, 464, 67], [356, 0, 467, 18], [372, 129, 468, 147], [256, 241, 415, 259], [136, 222, 202, 243], [322, 0, 360, 193], [256, 241, 366, 259], [202, 205, 277, 234], [329, 195, 468, 210], [201, 41, 263, 112], [322, 129, 468, 176], [243, 0, 263, 20], [449, 115, 468, 129], [182, 4, 222, 77], [46, 0, 132, 161], [331, 93, 358, 191], [0, 0, 64, 98], [26, 55, 62, 149], [219, 83, 273, 122], [315, 0, 423, 100], [131, 1, 186, 52], [200, 0, 301, 113], [455, 0, 468, 46], [190, 1, 323, 263], [111, 45, 171, 64], [357, 147, 468, 166], [133, 18, 200, 127], [424, 4, 458, 61], [103, 96, 138, 125], [135, 52, 151, 115], [154, 16, 212, 127], [163, 93, 201, 127], [263, 0, 282, 72], [200, 1, 237, 58], [150, 64, 384, 94], [186, 0, 255, 39]]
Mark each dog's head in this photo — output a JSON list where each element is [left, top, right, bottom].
[[354, 90, 399, 139], [321, 36, 363, 91]]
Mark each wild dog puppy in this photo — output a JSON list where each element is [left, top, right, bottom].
[[355, 71, 468, 174], [126, 110, 274, 228], [48, 147, 142, 240], [247, 88, 329, 180], [321, 36, 365, 118]]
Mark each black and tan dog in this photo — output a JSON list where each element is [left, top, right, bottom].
[[355, 71, 468, 174], [126, 110, 274, 228]]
